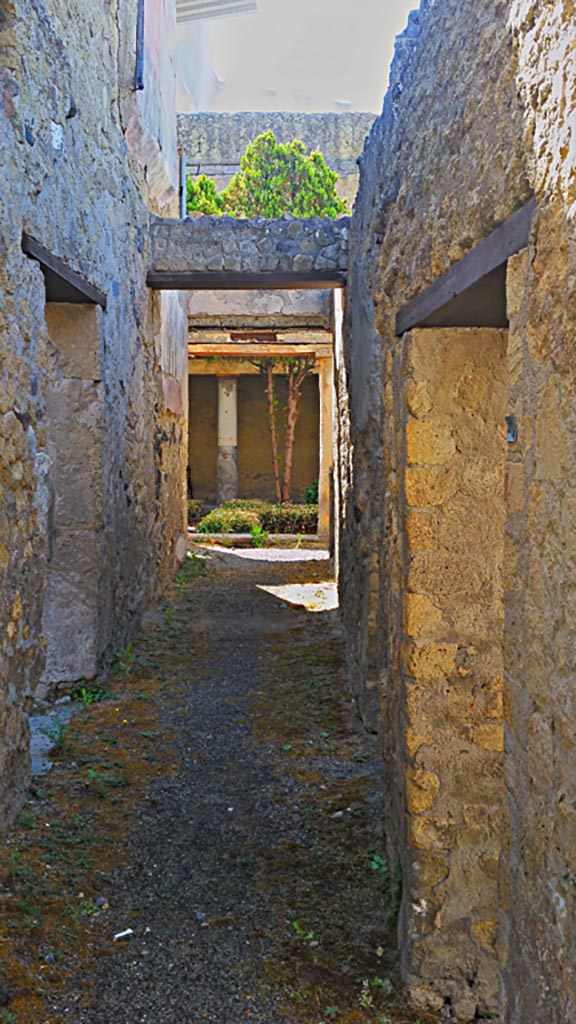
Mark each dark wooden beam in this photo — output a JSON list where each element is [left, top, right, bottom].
[[417, 264, 508, 330], [230, 331, 278, 342], [395, 198, 536, 336], [147, 270, 346, 291], [22, 234, 107, 308]]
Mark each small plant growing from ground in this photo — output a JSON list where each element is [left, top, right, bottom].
[[359, 978, 374, 1009], [70, 683, 108, 706], [111, 644, 134, 677], [86, 767, 128, 799], [250, 523, 269, 548], [42, 722, 71, 757], [18, 807, 39, 830], [291, 919, 315, 944], [369, 851, 403, 928], [303, 479, 319, 505], [187, 498, 203, 525]]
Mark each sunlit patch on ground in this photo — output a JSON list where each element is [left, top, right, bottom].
[[258, 580, 339, 612], [198, 544, 330, 563]]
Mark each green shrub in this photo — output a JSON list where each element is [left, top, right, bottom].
[[197, 508, 261, 534], [260, 504, 318, 534], [196, 500, 318, 535], [187, 499, 204, 525], [303, 479, 319, 505], [219, 499, 269, 514]]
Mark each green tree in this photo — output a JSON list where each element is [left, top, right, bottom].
[[186, 173, 224, 215], [186, 131, 348, 219], [250, 355, 316, 504]]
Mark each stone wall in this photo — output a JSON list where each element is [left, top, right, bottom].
[[340, 0, 576, 1020], [0, 0, 187, 828], [499, 4, 576, 1019], [395, 328, 507, 1020], [150, 215, 349, 280], [177, 111, 376, 208]]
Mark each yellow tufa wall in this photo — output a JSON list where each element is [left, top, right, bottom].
[[397, 328, 507, 1020], [340, 0, 576, 1020]]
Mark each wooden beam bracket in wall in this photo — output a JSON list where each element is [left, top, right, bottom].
[[395, 198, 536, 336], [22, 234, 107, 308]]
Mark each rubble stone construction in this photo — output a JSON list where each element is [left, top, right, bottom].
[[148, 214, 349, 287], [0, 0, 189, 827], [338, 0, 576, 1021], [0, 1, 575, 1022]]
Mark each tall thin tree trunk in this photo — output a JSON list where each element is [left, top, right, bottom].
[[265, 361, 282, 504], [282, 362, 310, 503]]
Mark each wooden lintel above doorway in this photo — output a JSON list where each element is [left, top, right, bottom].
[[188, 343, 333, 358], [22, 233, 107, 308], [147, 270, 346, 291], [395, 198, 536, 336]]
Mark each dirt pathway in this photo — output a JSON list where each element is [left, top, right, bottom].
[[0, 548, 435, 1024]]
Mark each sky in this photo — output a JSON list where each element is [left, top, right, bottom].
[[207, 0, 418, 114]]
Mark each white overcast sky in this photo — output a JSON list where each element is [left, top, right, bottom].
[[208, 0, 418, 113]]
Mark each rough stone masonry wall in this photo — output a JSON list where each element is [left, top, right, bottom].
[[340, 0, 575, 1020], [499, 4, 576, 1021], [0, 0, 187, 829], [151, 215, 349, 278]]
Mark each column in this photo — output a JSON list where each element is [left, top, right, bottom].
[[317, 356, 334, 541], [217, 376, 238, 503]]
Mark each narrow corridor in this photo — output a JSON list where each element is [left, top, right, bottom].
[[0, 548, 432, 1024]]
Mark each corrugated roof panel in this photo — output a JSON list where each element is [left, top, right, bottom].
[[176, 0, 257, 22]]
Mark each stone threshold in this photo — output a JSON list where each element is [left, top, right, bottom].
[[187, 530, 326, 549]]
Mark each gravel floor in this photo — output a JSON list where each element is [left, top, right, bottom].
[[42, 547, 416, 1024]]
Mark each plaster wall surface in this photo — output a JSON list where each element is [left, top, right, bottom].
[[188, 374, 319, 504], [124, 0, 180, 211], [340, 0, 576, 1019], [0, 0, 187, 829], [188, 289, 332, 329]]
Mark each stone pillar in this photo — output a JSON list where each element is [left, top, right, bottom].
[[332, 289, 344, 573], [217, 376, 238, 504], [317, 357, 334, 540]]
